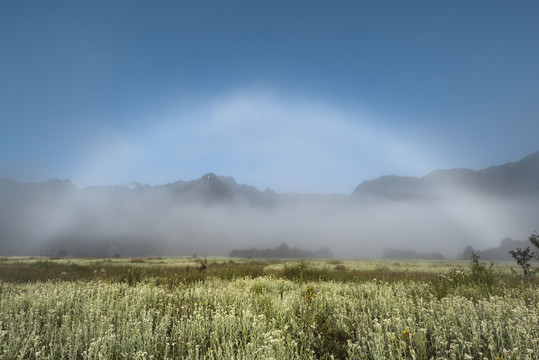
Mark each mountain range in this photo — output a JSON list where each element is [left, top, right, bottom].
[[1, 151, 538, 258], [352, 150, 539, 200], [4, 150, 539, 203]]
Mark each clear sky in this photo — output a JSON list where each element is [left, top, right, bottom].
[[1, 0, 538, 193]]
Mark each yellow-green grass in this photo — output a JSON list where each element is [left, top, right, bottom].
[[0, 257, 537, 359], [0, 276, 537, 359]]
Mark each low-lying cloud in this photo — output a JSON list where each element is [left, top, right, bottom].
[[1, 178, 536, 259]]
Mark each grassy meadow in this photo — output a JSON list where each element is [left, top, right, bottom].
[[0, 256, 537, 359]]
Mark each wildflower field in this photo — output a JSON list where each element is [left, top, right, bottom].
[[0, 257, 537, 359]]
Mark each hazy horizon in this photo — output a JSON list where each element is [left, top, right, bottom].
[[2, 160, 538, 260], [3, 149, 538, 196]]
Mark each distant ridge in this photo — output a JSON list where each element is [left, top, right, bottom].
[[3, 150, 538, 200], [352, 150, 539, 199], [173, 172, 234, 203]]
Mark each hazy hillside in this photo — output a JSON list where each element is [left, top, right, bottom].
[[352, 151, 539, 200]]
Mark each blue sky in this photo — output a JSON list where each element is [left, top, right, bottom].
[[1, 0, 538, 193]]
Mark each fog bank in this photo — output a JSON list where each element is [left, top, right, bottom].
[[0, 175, 536, 259]]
